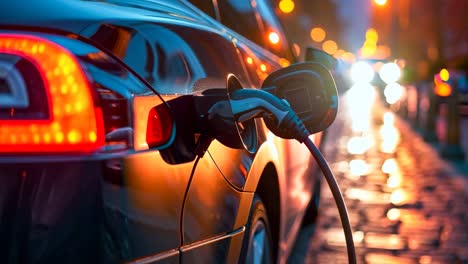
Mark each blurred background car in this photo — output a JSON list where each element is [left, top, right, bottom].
[[0, 0, 330, 263]]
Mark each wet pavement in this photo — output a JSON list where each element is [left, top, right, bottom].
[[289, 85, 468, 264]]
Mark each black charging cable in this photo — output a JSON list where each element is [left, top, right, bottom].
[[303, 137, 356, 264], [291, 114, 356, 264], [228, 88, 356, 264], [288, 106, 357, 264]]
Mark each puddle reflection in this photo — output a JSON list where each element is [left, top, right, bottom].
[[325, 228, 365, 247], [419, 255, 432, 264], [349, 159, 369, 177], [380, 112, 400, 153], [346, 188, 390, 204], [390, 189, 408, 205], [381, 158, 398, 174], [347, 136, 373, 154], [346, 83, 376, 133], [386, 208, 401, 221], [387, 175, 403, 188]]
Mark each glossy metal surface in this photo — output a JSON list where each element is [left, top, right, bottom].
[[0, 0, 322, 263]]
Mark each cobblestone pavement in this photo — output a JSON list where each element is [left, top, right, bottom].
[[289, 88, 468, 264]]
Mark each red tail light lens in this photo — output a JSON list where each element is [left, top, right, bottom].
[[0, 33, 104, 153], [146, 104, 172, 148]]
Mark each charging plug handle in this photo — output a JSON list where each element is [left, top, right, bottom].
[[229, 88, 309, 142]]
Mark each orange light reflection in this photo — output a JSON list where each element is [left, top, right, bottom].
[[387, 175, 402, 188], [390, 189, 407, 205], [381, 158, 398, 174], [387, 208, 401, 221]]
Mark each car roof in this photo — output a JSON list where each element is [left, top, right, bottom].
[[0, 0, 210, 34]]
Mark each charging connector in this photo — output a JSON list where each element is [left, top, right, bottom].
[[227, 87, 356, 264]]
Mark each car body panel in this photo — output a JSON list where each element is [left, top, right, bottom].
[[0, 0, 322, 262]]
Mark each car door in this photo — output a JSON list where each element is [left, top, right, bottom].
[[80, 18, 237, 261]]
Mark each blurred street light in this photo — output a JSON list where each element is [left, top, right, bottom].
[[440, 68, 450, 81], [279, 0, 295, 14], [373, 0, 388, 6], [268, 31, 280, 44], [322, 40, 338, 55], [366, 28, 378, 43], [310, 27, 326, 42]]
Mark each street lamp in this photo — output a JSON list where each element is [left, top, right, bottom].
[[279, 0, 295, 14], [373, 0, 388, 6]]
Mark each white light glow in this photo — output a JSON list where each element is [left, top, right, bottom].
[[349, 159, 369, 176], [384, 83, 404, 104], [381, 158, 398, 174], [346, 83, 376, 132], [347, 136, 372, 154], [350, 61, 374, 83], [379, 62, 401, 84]]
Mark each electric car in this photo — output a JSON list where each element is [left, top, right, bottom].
[[0, 0, 335, 263]]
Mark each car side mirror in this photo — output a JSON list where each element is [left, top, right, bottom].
[[261, 62, 338, 135]]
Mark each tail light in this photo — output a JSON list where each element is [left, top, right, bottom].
[[0, 33, 105, 153], [146, 104, 172, 148]]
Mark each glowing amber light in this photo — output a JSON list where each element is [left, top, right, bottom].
[[279, 0, 295, 14], [260, 64, 267, 72], [268, 32, 280, 45], [420, 256, 432, 264], [435, 82, 452, 97], [440, 68, 450, 81], [374, 0, 387, 6], [365, 28, 379, 43], [310, 27, 326, 42], [322, 40, 338, 55], [279, 58, 290, 67], [246, 56, 253, 65], [0, 34, 104, 153]]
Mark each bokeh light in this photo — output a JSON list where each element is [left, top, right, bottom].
[[350, 61, 374, 83], [349, 159, 369, 176], [347, 136, 372, 155], [440, 68, 450, 81], [390, 189, 407, 205], [379, 62, 401, 84], [365, 28, 379, 43], [310, 27, 326, 42], [279, 0, 295, 14], [322, 40, 338, 55], [435, 82, 452, 97], [381, 158, 398, 174], [387, 208, 401, 221], [374, 0, 388, 6], [384, 83, 404, 104], [346, 83, 376, 132], [387, 175, 402, 188], [268, 32, 280, 44]]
